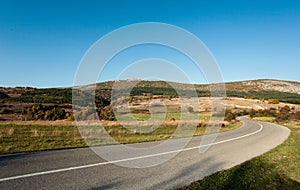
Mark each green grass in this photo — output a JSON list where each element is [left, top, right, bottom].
[[0, 122, 242, 155], [180, 120, 300, 190], [132, 113, 151, 121], [124, 112, 211, 122]]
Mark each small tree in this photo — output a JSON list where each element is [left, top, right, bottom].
[[249, 109, 256, 118]]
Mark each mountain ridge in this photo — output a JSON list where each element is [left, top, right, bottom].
[[1, 79, 300, 101], [91, 79, 300, 94]]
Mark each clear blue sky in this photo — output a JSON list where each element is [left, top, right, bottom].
[[0, 0, 299, 88]]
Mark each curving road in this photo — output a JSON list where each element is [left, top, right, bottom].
[[0, 117, 290, 189]]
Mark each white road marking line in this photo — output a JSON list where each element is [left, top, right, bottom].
[[0, 122, 263, 182]]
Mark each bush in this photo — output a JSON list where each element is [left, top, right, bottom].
[[31, 104, 43, 113], [34, 110, 45, 120], [187, 106, 194, 113], [275, 112, 290, 122], [280, 105, 291, 112], [248, 107, 298, 122], [0, 108, 10, 114], [74, 106, 101, 121], [224, 110, 237, 122], [66, 113, 75, 121], [268, 99, 280, 104], [19, 104, 70, 121], [0, 91, 8, 99], [275, 106, 290, 122], [291, 111, 300, 121], [44, 108, 66, 121], [99, 106, 116, 121], [249, 109, 256, 118]]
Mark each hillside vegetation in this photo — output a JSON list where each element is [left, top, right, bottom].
[[0, 79, 300, 122], [1, 79, 300, 104]]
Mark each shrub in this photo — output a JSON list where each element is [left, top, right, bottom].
[[249, 109, 256, 118], [44, 107, 66, 120], [275, 112, 290, 122], [268, 99, 280, 104], [74, 108, 98, 121], [224, 110, 237, 122], [34, 110, 45, 120], [99, 106, 116, 121], [0, 91, 8, 99], [31, 104, 43, 113], [280, 105, 291, 112], [67, 114, 75, 121], [187, 106, 194, 113], [0, 108, 10, 114], [291, 111, 300, 121]]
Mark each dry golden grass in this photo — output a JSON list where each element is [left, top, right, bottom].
[[0, 121, 242, 155]]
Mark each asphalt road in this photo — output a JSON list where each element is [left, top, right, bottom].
[[0, 117, 290, 189]]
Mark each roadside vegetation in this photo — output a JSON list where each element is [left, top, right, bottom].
[[0, 109, 241, 155], [0, 121, 242, 155], [181, 109, 300, 190], [0, 124, 86, 154]]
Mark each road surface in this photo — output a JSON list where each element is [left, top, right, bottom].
[[0, 117, 290, 189]]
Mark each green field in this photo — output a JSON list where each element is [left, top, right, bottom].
[[124, 112, 211, 122], [181, 118, 300, 190]]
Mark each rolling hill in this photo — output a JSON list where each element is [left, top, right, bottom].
[[0, 79, 300, 122], [1, 79, 300, 104]]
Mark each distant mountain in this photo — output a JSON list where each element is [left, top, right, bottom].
[[1, 79, 300, 105], [94, 79, 300, 94]]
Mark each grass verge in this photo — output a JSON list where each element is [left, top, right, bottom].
[[180, 117, 300, 190], [0, 122, 242, 155]]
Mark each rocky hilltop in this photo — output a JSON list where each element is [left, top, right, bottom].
[[241, 80, 300, 94]]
